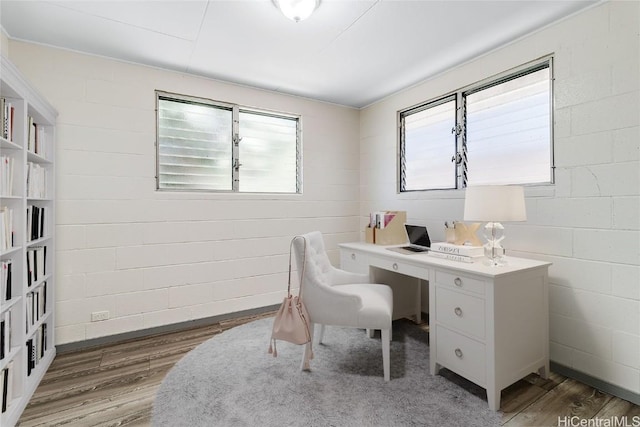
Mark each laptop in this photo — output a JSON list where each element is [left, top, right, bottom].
[[388, 224, 431, 254]]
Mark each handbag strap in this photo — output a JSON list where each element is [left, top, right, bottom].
[[288, 236, 307, 298]]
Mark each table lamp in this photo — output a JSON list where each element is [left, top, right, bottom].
[[463, 185, 526, 266]]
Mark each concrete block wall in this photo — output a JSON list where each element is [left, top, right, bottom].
[[359, 1, 639, 395], [7, 41, 361, 345], [3, 0, 638, 400]]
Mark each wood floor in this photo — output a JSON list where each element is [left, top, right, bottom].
[[17, 313, 640, 427]]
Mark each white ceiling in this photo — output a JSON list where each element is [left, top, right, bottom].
[[0, 0, 599, 108]]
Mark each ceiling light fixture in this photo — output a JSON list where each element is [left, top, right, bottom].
[[274, 0, 320, 22]]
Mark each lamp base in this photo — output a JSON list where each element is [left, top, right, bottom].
[[483, 222, 507, 267]]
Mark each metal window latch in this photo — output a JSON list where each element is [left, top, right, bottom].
[[451, 152, 463, 164], [233, 159, 242, 171], [233, 135, 242, 146], [451, 123, 462, 136]]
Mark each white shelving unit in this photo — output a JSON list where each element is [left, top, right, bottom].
[[1, 54, 57, 427]]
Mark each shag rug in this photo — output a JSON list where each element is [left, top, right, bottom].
[[152, 317, 501, 426]]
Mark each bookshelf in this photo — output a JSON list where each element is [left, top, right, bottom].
[[1, 54, 57, 426]]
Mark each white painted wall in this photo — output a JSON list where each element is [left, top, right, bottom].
[[5, 0, 638, 398], [8, 41, 361, 345], [0, 29, 9, 56], [360, 1, 639, 395]]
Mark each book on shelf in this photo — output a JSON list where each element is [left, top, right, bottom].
[[1, 154, 15, 196], [40, 323, 47, 360], [1, 360, 13, 413], [26, 246, 46, 286], [26, 324, 47, 377], [27, 117, 47, 158], [0, 310, 11, 360], [1, 260, 12, 301], [26, 162, 47, 199], [0, 207, 14, 251], [1, 98, 15, 142], [0, 317, 5, 360], [27, 205, 46, 241], [26, 283, 46, 330], [26, 339, 33, 376], [430, 242, 484, 257], [0, 98, 3, 141]]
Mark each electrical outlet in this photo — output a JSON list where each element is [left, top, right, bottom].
[[91, 311, 110, 322]]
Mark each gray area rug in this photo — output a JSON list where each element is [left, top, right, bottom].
[[152, 317, 501, 426]]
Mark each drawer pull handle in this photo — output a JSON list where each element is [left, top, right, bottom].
[[454, 277, 462, 287], [351, 253, 356, 260], [392, 263, 398, 271], [454, 307, 462, 317], [455, 348, 463, 358]]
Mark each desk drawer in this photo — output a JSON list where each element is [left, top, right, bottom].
[[435, 287, 485, 340], [436, 326, 486, 385], [340, 250, 369, 274], [368, 255, 430, 281], [435, 270, 485, 295]]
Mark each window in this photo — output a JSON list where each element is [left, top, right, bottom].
[[156, 91, 300, 193], [399, 58, 553, 192], [400, 96, 457, 191]]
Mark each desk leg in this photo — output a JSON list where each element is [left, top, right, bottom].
[[415, 279, 422, 324], [487, 388, 501, 411], [538, 362, 550, 379]]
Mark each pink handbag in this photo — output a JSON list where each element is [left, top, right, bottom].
[[268, 236, 313, 368]]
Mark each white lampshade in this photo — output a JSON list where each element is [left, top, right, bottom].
[[463, 185, 527, 222], [275, 0, 320, 22]]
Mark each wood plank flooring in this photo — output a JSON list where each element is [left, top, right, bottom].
[[17, 313, 640, 426]]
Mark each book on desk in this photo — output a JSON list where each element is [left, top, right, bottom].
[[427, 242, 483, 263]]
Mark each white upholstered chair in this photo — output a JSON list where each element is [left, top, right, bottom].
[[292, 231, 393, 381]]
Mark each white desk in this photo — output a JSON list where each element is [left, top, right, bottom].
[[339, 242, 551, 411]]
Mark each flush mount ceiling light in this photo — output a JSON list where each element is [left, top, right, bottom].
[[274, 0, 320, 22]]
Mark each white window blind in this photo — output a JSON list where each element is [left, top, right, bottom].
[[157, 97, 232, 190], [465, 67, 551, 185], [401, 98, 456, 191], [238, 111, 298, 193]]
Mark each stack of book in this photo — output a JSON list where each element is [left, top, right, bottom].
[[27, 117, 47, 158], [1, 98, 15, 142], [428, 242, 484, 263], [1, 360, 13, 413], [0, 207, 14, 252]]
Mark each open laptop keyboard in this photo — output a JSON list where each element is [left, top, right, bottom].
[[402, 246, 428, 252]]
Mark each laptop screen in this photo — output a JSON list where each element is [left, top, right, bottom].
[[405, 224, 431, 248]]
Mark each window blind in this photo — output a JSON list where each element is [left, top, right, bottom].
[[401, 98, 457, 191], [157, 98, 233, 191], [238, 111, 298, 193], [465, 67, 551, 185]]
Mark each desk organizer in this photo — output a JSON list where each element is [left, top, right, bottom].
[[365, 211, 407, 245]]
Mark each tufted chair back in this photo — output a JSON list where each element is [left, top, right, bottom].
[[292, 232, 362, 326]]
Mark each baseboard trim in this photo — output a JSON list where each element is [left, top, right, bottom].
[[551, 362, 640, 406], [56, 304, 279, 354]]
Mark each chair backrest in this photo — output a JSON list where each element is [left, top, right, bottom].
[[292, 231, 332, 294], [292, 231, 360, 326]]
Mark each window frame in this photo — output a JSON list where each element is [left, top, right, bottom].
[[398, 56, 554, 192], [155, 90, 302, 194], [398, 94, 459, 192]]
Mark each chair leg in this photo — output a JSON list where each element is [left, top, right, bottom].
[[367, 328, 374, 338], [301, 322, 315, 371], [381, 328, 390, 381], [318, 324, 325, 344]]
